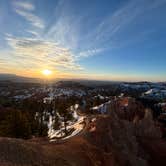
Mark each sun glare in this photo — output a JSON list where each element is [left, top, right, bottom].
[[42, 69, 52, 76]]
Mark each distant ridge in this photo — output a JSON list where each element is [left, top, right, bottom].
[[0, 73, 165, 84], [0, 73, 41, 83]]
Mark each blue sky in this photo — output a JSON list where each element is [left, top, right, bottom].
[[0, 0, 166, 81]]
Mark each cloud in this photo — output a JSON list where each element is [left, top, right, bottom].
[[13, 1, 35, 11], [5, 36, 82, 70], [46, 0, 166, 58], [45, 0, 87, 51], [0, 58, 5, 65], [6, 1, 83, 72], [77, 48, 106, 58], [46, 15, 80, 50], [4, 0, 166, 76], [13, 0, 44, 29], [26, 30, 39, 37], [79, 0, 166, 50], [15, 9, 44, 29]]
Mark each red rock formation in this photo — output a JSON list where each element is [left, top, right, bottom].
[[0, 98, 166, 166]]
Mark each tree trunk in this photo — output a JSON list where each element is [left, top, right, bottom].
[[64, 116, 67, 135]]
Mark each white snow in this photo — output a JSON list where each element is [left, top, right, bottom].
[[91, 100, 111, 114], [142, 88, 166, 100], [48, 109, 85, 141]]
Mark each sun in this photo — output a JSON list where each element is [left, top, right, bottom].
[[42, 69, 52, 76]]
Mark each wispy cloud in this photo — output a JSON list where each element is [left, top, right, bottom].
[[26, 30, 39, 37], [1, 0, 166, 78], [44, 0, 166, 59], [46, 15, 80, 50], [13, 1, 44, 29], [77, 48, 106, 58], [5, 36, 82, 70], [78, 0, 166, 50], [13, 1, 35, 11], [8, 1, 83, 72], [15, 9, 44, 29]]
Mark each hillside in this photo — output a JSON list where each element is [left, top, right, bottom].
[[0, 108, 166, 166]]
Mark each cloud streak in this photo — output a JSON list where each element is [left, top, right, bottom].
[[77, 48, 106, 58], [13, 1, 44, 29], [82, 0, 166, 49], [5, 1, 83, 73], [5, 36, 82, 71], [1, 0, 166, 79], [15, 9, 44, 29], [45, 0, 166, 58], [13, 1, 35, 11]]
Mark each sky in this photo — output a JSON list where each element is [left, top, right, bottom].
[[0, 0, 166, 81]]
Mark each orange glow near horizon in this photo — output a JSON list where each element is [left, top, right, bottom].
[[1, 68, 165, 82]]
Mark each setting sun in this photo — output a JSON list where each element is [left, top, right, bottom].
[[42, 69, 52, 76]]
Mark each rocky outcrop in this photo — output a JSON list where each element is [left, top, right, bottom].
[[0, 102, 165, 166], [135, 109, 162, 138], [85, 111, 147, 166], [84, 103, 164, 166]]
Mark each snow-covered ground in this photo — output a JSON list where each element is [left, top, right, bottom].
[[120, 83, 150, 91], [48, 107, 85, 141], [47, 88, 86, 98], [13, 94, 32, 100], [142, 88, 166, 100], [91, 100, 111, 114]]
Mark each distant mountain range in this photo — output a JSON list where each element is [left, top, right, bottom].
[[0, 74, 42, 83], [0, 73, 116, 84], [0, 73, 165, 85]]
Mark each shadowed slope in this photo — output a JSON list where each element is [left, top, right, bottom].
[[0, 106, 166, 166]]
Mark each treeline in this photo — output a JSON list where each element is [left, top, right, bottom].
[[0, 98, 50, 139], [0, 107, 48, 139], [0, 91, 115, 139], [0, 96, 81, 139]]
